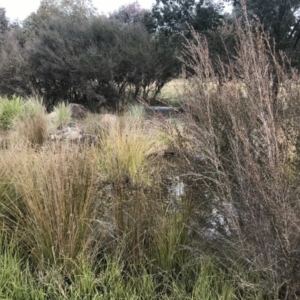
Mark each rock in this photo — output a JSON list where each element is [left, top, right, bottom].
[[49, 122, 98, 146], [69, 103, 88, 119], [50, 122, 82, 141]]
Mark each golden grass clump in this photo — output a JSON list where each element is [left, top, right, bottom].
[[18, 112, 49, 145], [12, 99, 50, 146], [0, 143, 101, 271], [98, 114, 168, 186]]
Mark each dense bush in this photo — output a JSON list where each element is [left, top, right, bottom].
[[0, 27, 31, 98], [0, 1, 180, 111]]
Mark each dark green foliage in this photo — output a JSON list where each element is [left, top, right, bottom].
[[0, 28, 31, 97], [193, 0, 225, 32], [25, 13, 119, 110], [0, 1, 179, 110], [0, 9, 30, 97], [148, 0, 224, 82], [232, 0, 300, 67], [114, 25, 181, 100], [0, 8, 8, 35], [151, 0, 197, 35], [151, 0, 224, 36]]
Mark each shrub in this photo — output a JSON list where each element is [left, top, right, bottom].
[[13, 114, 49, 146], [22, 97, 45, 117], [97, 115, 171, 264], [3, 7, 180, 109]]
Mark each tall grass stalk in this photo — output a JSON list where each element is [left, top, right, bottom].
[[97, 115, 170, 264]]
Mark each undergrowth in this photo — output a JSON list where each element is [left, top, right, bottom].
[[0, 4, 299, 299]]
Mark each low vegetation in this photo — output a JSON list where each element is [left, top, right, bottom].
[[0, 95, 23, 130], [1, 6, 300, 300], [53, 101, 72, 129]]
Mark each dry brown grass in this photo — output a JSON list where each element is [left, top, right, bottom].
[[0, 108, 183, 271], [179, 18, 300, 298], [13, 112, 50, 146], [0, 143, 101, 271]]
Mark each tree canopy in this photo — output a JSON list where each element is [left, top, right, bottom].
[[232, 0, 300, 66], [0, 8, 8, 35], [0, 1, 181, 110], [2, 0, 300, 110], [150, 0, 224, 35]]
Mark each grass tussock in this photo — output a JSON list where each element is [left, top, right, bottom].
[[127, 103, 147, 122], [12, 98, 49, 146], [0, 95, 23, 130], [53, 101, 71, 128], [98, 114, 168, 186], [0, 143, 100, 272]]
